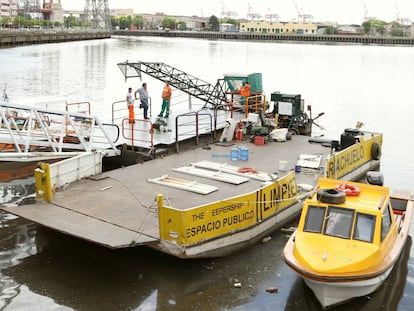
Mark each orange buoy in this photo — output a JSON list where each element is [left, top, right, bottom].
[[237, 167, 258, 174], [335, 183, 360, 196]]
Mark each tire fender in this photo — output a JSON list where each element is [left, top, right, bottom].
[[317, 188, 346, 204], [371, 142, 381, 160]]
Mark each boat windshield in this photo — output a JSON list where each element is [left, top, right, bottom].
[[324, 206, 354, 238], [303, 205, 375, 242]]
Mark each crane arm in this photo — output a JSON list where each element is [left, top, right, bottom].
[[117, 61, 229, 108]]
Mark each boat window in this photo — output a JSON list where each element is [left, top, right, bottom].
[[303, 205, 326, 233], [353, 213, 375, 243], [381, 204, 393, 241], [324, 206, 354, 239]]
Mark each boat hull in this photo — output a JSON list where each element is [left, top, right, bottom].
[[155, 196, 302, 258], [303, 266, 393, 308], [283, 180, 413, 308]]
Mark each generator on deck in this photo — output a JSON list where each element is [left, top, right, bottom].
[[270, 92, 313, 135]]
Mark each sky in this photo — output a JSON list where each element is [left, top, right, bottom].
[[60, 0, 414, 24]]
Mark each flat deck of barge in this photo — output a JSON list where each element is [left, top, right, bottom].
[[2, 135, 329, 247]]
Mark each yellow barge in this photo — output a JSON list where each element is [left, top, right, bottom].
[[2, 129, 382, 258]]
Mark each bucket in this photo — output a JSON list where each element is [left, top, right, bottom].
[[279, 160, 288, 171]]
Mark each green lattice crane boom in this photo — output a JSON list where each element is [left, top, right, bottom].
[[117, 61, 229, 108]]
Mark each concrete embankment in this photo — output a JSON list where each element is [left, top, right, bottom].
[[0, 29, 111, 48], [114, 30, 414, 46]]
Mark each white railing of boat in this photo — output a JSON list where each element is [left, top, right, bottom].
[[110, 91, 267, 152], [0, 102, 120, 160], [35, 151, 104, 202]]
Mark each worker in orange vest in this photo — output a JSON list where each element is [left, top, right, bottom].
[[240, 81, 251, 106], [158, 81, 172, 118]]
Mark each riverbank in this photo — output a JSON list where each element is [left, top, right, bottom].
[[0, 29, 111, 48], [2, 29, 413, 48], [114, 29, 414, 46]]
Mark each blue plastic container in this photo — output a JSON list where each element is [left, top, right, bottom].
[[239, 144, 249, 161], [230, 145, 239, 161]]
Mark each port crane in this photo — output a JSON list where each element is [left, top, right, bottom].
[[291, 0, 313, 22], [117, 61, 232, 109]]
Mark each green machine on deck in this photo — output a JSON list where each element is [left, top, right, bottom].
[[270, 92, 312, 135], [224, 73, 262, 93]]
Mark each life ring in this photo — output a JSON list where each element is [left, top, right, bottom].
[[237, 167, 258, 174], [317, 188, 346, 204], [371, 142, 381, 160], [335, 183, 361, 196]]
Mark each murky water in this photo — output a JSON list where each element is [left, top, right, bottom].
[[1, 37, 414, 310]]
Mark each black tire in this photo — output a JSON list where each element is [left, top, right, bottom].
[[288, 127, 299, 135], [317, 188, 346, 204], [371, 142, 381, 160]]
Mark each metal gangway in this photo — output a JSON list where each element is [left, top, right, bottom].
[[0, 102, 120, 162]]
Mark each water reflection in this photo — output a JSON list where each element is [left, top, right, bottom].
[[0, 225, 294, 311], [0, 177, 411, 311], [0, 217, 37, 310], [0, 178, 35, 205], [285, 236, 412, 311]]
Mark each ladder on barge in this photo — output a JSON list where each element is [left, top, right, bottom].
[[0, 102, 120, 162]]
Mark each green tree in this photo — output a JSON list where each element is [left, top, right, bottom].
[[1, 16, 11, 27], [209, 15, 219, 31], [390, 27, 404, 37], [177, 21, 186, 30], [64, 15, 80, 28], [41, 20, 51, 28], [13, 16, 25, 28], [377, 24, 386, 35], [82, 21, 94, 28], [362, 21, 371, 34], [362, 19, 388, 35], [161, 17, 176, 29], [132, 15, 144, 29], [116, 16, 132, 30]]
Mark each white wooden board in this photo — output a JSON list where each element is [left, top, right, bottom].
[[147, 175, 217, 194], [172, 165, 249, 184]]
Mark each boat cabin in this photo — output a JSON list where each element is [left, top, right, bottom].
[[284, 176, 412, 308], [294, 177, 404, 273], [303, 203, 378, 243], [300, 178, 400, 244]]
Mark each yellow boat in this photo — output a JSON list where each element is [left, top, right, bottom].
[[283, 176, 413, 308]]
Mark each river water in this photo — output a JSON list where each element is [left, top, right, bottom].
[[1, 36, 414, 310]]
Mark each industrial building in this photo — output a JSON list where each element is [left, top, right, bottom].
[[240, 20, 318, 35], [0, 0, 63, 24]]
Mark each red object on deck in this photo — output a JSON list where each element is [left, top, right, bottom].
[[254, 136, 265, 145], [234, 121, 243, 142]]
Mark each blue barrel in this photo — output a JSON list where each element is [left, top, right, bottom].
[[239, 144, 249, 161], [230, 145, 239, 161]]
